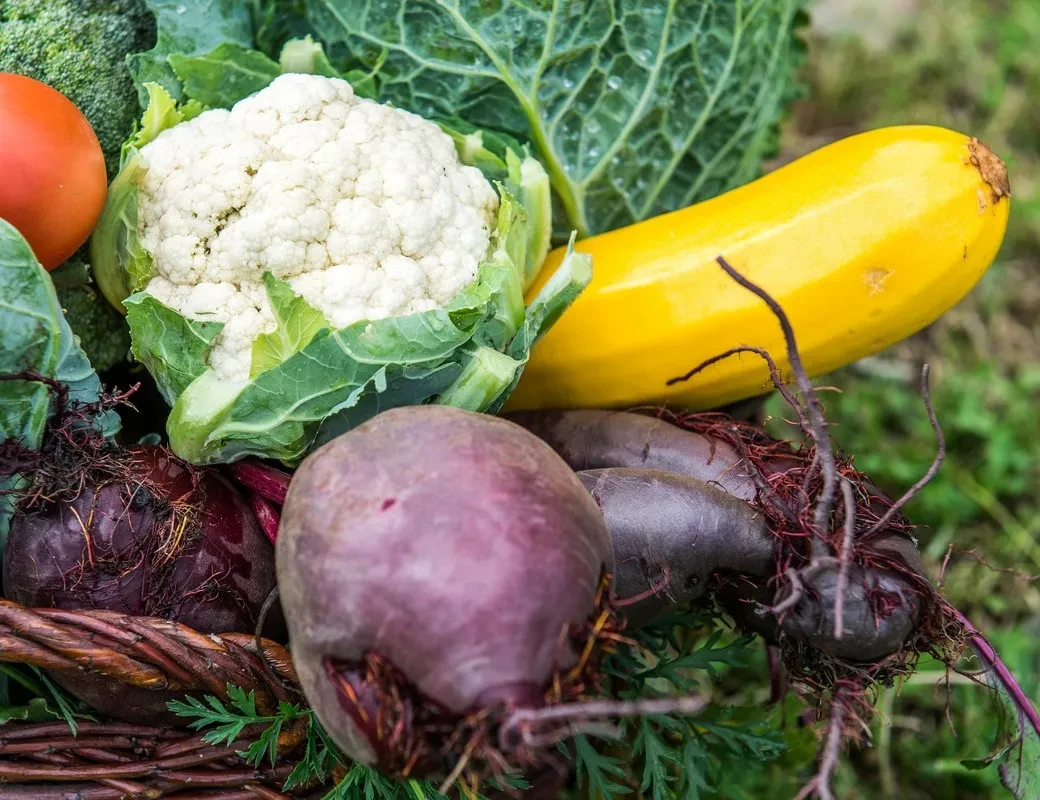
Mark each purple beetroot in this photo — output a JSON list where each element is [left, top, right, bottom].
[[276, 405, 616, 781]]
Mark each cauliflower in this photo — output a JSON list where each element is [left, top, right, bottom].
[[135, 73, 499, 381], [92, 66, 578, 467]]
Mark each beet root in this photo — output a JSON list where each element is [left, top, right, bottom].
[[577, 468, 773, 628], [276, 406, 615, 780], [2, 445, 281, 724], [506, 409, 762, 501], [511, 408, 942, 672]]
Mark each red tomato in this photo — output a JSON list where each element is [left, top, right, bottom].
[[0, 73, 108, 270]]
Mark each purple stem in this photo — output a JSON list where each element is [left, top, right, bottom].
[[248, 492, 281, 545], [228, 460, 292, 505], [951, 607, 1040, 735]]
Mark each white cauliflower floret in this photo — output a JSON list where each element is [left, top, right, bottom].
[[136, 73, 500, 381]]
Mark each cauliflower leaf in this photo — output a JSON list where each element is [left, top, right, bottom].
[[250, 273, 331, 378], [126, 0, 256, 104], [168, 43, 282, 108], [123, 293, 224, 406]]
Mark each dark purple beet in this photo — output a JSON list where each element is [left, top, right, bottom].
[[276, 406, 615, 778], [577, 468, 774, 628], [505, 409, 762, 500], [510, 410, 931, 665], [576, 465, 925, 661], [2, 445, 282, 724]]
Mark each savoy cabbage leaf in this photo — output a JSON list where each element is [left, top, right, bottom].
[[299, 0, 807, 238]]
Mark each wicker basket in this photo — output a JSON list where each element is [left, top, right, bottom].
[[0, 600, 326, 799]]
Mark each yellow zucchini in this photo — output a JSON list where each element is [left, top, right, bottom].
[[507, 125, 1010, 413]]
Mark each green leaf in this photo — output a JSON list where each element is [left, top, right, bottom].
[[169, 43, 283, 108], [33, 669, 80, 736], [507, 149, 553, 287], [305, 0, 806, 239], [241, 716, 283, 767], [279, 35, 341, 77], [166, 309, 470, 465], [570, 734, 633, 800], [962, 661, 1040, 800], [251, 273, 331, 378], [0, 697, 60, 725], [437, 345, 521, 411], [124, 293, 225, 406], [0, 221, 66, 450], [481, 239, 593, 414], [227, 685, 259, 718], [283, 714, 343, 790], [512, 236, 594, 354], [436, 118, 526, 183], [127, 0, 257, 104], [120, 82, 205, 169], [638, 630, 756, 684], [633, 719, 679, 800], [90, 154, 154, 312], [309, 361, 463, 453]]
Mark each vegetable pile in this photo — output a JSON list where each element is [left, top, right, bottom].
[[0, 1, 1036, 799]]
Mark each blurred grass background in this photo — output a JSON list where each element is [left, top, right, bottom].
[[741, 0, 1040, 796]]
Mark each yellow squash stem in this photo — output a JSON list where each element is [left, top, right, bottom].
[[507, 125, 1011, 412]]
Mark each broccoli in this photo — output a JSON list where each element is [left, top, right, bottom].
[[51, 263, 131, 374], [0, 0, 156, 177]]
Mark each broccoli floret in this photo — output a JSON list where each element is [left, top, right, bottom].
[[52, 263, 131, 374], [0, 0, 156, 176]]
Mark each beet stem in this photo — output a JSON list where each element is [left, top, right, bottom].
[[229, 460, 292, 505], [862, 365, 945, 538], [950, 607, 1040, 736], [248, 492, 281, 544]]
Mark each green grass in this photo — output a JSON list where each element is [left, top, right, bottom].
[[748, 0, 1040, 796]]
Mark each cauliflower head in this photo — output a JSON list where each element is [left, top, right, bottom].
[[134, 73, 499, 382], [91, 66, 580, 467]]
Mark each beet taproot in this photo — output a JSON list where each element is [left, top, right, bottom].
[[276, 405, 616, 780], [511, 408, 932, 664]]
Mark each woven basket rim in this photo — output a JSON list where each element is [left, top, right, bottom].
[[0, 599, 319, 797]]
